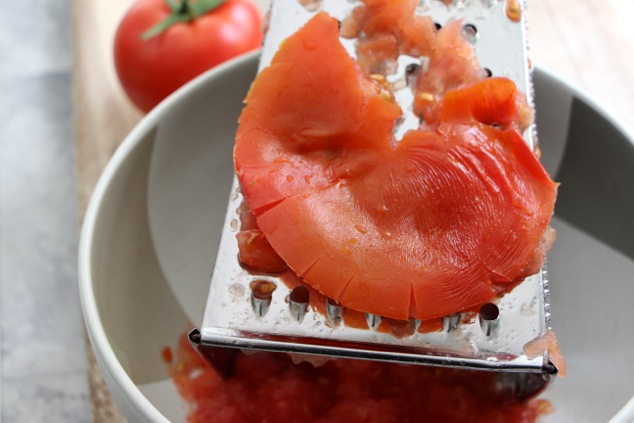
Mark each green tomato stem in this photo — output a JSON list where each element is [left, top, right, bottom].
[[142, 0, 228, 40]]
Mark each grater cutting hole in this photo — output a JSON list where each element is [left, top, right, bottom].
[[365, 313, 381, 330], [250, 280, 277, 317], [434, 22, 442, 30], [483, 67, 493, 77], [443, 312, 461, 332], [479, 303, 500, 336], [405, 63, 422, 88], [461, 23, 478, 44], [326, 298, 344, 326], [288, 286, 310, 322]]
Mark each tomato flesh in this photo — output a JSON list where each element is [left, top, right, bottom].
[[234, 13, 556, 320]]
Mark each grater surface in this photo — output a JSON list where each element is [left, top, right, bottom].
[[195, 0, 557, 396]]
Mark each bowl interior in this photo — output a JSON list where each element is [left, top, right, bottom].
[[83, 54, 634, 423]]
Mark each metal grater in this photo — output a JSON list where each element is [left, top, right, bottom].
[[191, 0, 558, 399]]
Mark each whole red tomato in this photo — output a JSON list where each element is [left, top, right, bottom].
[[114, 0, 263, 112]]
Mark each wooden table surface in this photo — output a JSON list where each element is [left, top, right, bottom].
[[72, 0, 634, 420]]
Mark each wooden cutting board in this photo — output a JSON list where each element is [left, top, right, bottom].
[[72, 0, 633, 421]]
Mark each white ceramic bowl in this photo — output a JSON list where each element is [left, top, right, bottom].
[[79, 51, 634, 423]]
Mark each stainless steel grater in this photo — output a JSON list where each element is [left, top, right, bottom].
[[191, 0, 558, 399]]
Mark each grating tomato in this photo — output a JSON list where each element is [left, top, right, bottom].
[[234, 12, 556, 320]]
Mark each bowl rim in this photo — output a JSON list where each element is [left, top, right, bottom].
[[78, 52, 634, 422], [78, 50, 259, 423]]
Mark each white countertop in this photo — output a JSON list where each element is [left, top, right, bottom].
[[0, 0, 91, 421]]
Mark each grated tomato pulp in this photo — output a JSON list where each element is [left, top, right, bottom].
[[165, 332, 553, 423]]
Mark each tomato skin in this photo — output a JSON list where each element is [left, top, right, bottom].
[[235, 13, 557, 321], [114, 0, 262, 112]]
